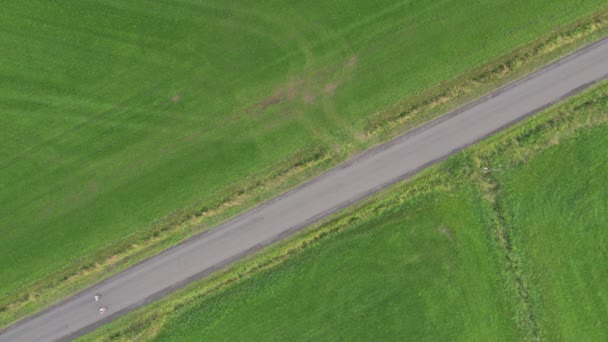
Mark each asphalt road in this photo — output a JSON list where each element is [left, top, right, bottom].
[[2, 37, 608, 342]]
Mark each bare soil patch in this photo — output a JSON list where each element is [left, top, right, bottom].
[[439, 225, 453, 239]]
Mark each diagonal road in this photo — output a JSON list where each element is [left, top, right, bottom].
[[2, 37, 608, 342]]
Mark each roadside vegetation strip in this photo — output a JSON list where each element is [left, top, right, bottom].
[[2, 2, 608, 329], [81, 81, 608, 341], [365, 8, 608, 141]]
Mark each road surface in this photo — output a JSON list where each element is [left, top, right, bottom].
[[2, 37, 608, 342]]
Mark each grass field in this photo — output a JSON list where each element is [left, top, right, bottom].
[[496, 125, 608, 340], [154, 188, 521, 341], [81, 82, 608, 341], [1, 0, 608, 324]]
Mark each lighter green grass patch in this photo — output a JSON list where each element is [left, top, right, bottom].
[[497, 124, 608, 341]]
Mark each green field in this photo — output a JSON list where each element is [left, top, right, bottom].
[[84, 83, 608, 341], [497, 125, 608, 340], [1, 0, 607, 319], [154, 188, 521, 341]]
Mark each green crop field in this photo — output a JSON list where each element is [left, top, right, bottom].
[[154, 189, 521, 341], [1, 0, 607, 321], [497, 125, 608, 340], [142, 86, 608, 341]]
